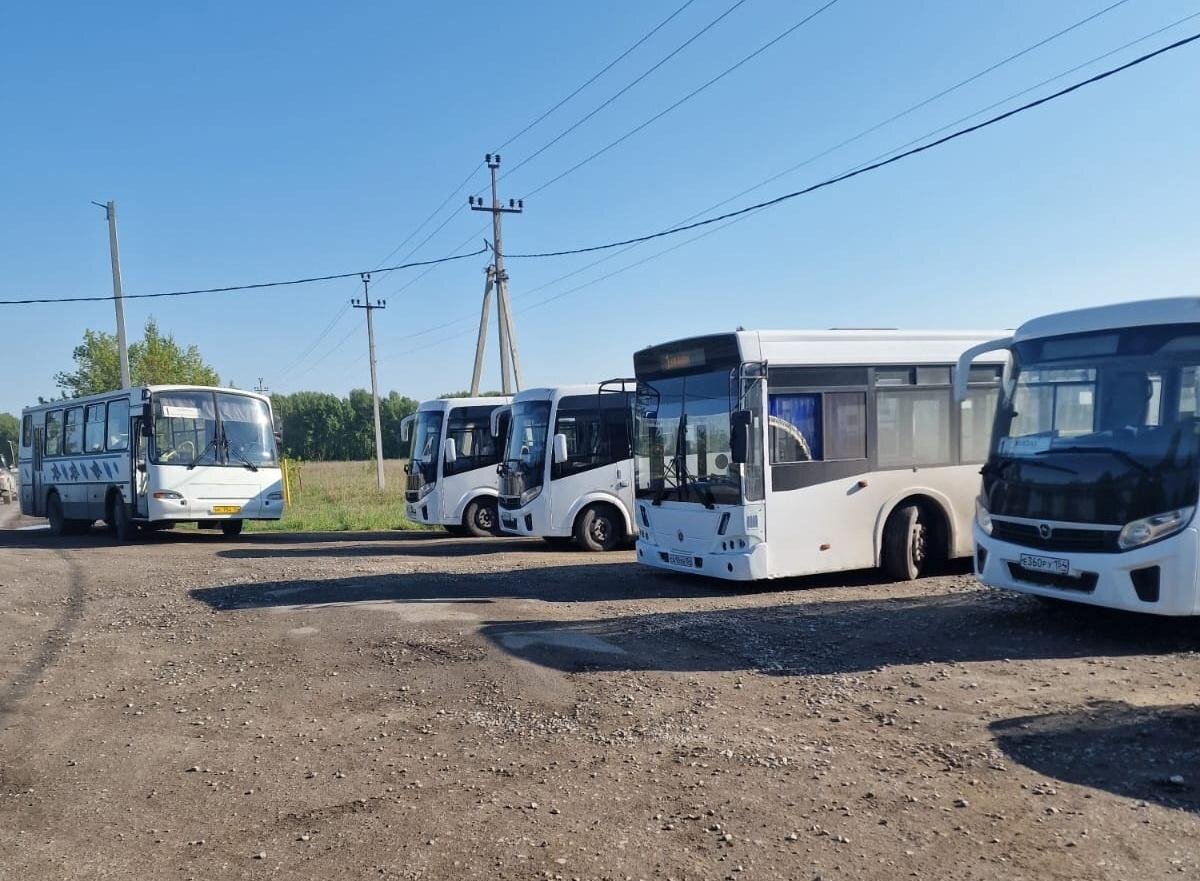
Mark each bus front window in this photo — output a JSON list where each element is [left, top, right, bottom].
[[500, 401, 550, 506], [634, 369, 757, 506], [408, 412, 444, 495], [153, 392, 219, 466], [218, 394, 278, 467], [986, 325, 1200, 527]]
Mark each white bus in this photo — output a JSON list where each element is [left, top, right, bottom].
[[492, 382, 636, 551], [18, 386, 283, 539], [957, 297, 1200, 615], [401, 396, 511, 536], [632, 330, 1007, 582]]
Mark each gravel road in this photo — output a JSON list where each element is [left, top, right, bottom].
[[2, 503, 1199, 880]]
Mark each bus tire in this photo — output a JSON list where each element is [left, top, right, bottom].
[[882, 504, 926, 582], [221, 520, 244, 537], [46, 492, 66, 536], [110, 495, 137, 542], [574, 504, 622, 552], [464, 498, 499, 537], [444, 524, 470, 537]]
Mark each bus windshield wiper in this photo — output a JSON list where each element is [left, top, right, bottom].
[[188, 433, 222, 470], [224, 439, 259, 472]]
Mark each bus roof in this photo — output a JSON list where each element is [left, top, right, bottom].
[[1013, 297, 1200, 343], [509, 383, 634, 404], [21, 385, 270, 414], [415, 395, 511, 413]]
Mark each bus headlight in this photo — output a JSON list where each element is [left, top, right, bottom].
[[267, 491, 283, 500], [520, 485, 542, 506], [1118, 506, 1194, 550], [975, 497, 993, 535], [153, 491, 184, 500]]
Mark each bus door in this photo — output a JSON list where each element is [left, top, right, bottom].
[[132, 415, 149, 518], [29, 426, 43, 515]]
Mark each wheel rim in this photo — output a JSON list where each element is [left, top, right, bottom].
[[910, 522, 927, 567], [590, 516, 612, 544], [476, 506, 494, 529]]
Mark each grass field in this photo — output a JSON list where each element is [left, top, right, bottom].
[[247, 459, 426, 533]]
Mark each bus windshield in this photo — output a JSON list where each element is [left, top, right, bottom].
[[634, 368, 761, 506], [409, 411, 444, 484], [500, 400, 551, 503], [153, 391, 277, 467], [987, 324, 1200, 524]]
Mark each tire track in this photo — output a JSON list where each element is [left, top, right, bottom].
[[0, 506, 86, 725]]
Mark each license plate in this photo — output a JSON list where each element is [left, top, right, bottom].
[[668, 552, 693, 567], [211, 505, 242, 515], [1020, 552, 1069, 575]]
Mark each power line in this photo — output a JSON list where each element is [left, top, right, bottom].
[[638, 0, 1142, 236], [518, 0, 842, 200], [290, 315, 366, 380], [494, 0, 702, 153], [277, 302, 352, 380], [506, 32, 1200, 259], [1, 246, 488, 307], [489, 0, 752, 188], [365, 13, 1200, 352]]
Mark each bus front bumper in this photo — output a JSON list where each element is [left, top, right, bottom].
[[974, 523, 1200, 616], [636, 539, 769, 581]]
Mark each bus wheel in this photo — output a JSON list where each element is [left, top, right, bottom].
[[46, 493, 67, 537], [575, 504, 622, 552], [465, 499, 499, 537], [110, 497, 137, 542], [221, 520, 244, 537], [883, 504, 927, 581], [444, 524, 470, 537]]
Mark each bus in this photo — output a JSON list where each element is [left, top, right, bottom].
[[956, 297, 1200, 615], [492, 382, 636, 551], [19, 385, 283, 539], [401, 396, 511, 536], [631, 330, 1007, 582]]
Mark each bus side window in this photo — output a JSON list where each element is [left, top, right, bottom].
[[21, 414, 32, 449], [84, 404, 106, 453], [106, 400, 130, 451], [44, 410, 64, 457]]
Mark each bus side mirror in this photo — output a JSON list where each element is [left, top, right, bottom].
[[730, 409, 752, 464], [400, 414, 415, 442], [443, 436, 457, 464], [552, 433, 569, 464], [141, 402, 153, 437]]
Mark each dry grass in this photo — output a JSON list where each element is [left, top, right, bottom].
[[247, 459, 425, 533]]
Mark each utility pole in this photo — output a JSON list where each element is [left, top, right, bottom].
[[468, 153, 523, 395], [352, 274, 387, 491], [91, 200, 131, 389], [253, 378, 270, 395]]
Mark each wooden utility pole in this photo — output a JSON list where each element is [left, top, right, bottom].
[[352, 274, 387, 490]]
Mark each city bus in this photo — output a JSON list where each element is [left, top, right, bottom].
[[957, 297, 1200, 615], [492, 382, 636, 551], [18, 385, 283, 539], [632, 330, 1007, 581], [400, 396, 511, 536]]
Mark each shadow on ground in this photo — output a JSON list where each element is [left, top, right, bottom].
[[189, 562, 726, 608], [191, 563, 1200, 675], [479, 590, 1200, 675], [992, 701, 1200, 813]]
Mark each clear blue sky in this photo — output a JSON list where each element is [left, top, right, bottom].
[[2, 0, 1198, 416]]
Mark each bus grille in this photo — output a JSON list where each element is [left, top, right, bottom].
[[991, 519, 1119, 554], [404, 471, 425, 503]]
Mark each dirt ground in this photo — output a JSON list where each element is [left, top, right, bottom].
[[2, 503, 1199, 881]]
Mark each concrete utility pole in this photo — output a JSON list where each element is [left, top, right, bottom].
[[468, 153, 523, 395], [92, 200, 131, 389], [352, 274, 387, 491]]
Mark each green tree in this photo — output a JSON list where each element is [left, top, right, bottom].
[[439, 390, 505, 398], [0, 412, 19, 467], [269, 389, 418, 461], [55, 317, 220, 397]]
